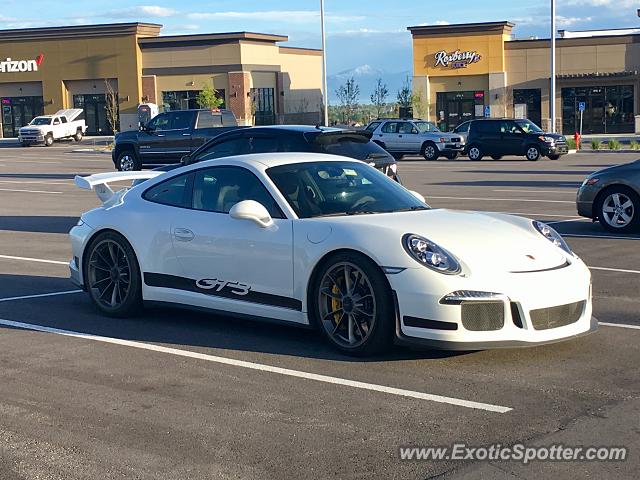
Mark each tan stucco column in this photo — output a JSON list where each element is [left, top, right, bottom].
[[488, 72, 508, 118], [413, 75, 430, 120]]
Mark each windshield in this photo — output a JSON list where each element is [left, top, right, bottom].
[[267, 161, 428, 218], [414, 121, 440, 133], [515, 119, 543, 134], [29, 117, 52, 126]]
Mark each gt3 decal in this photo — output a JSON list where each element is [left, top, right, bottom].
[[195, 278, 251, 296], [144, 272, 302, 311]]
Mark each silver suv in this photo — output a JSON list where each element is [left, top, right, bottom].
[[364, 119, 464, 160]]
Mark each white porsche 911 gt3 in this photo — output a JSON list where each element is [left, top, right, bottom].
[[69, 152, 596, 356]]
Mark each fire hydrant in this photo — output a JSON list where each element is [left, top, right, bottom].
[[574, 132, 581, 150]]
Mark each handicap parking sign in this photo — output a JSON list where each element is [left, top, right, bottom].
[[484, 105, 490, 117], [578, 102, 586, 112]]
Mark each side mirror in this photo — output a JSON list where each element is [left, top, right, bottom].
[[229, 200, 273, 228], [180, 154, 192, 165], [409, 190, 426, 203]]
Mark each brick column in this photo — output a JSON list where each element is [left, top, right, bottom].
[[228, 71, 252, 125], [141, 75, 157, 104]]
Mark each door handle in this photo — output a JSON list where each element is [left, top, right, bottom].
[[156, 134, 165, 137], [398, 135, 403, 138], [182, 133, 191, 136], [173, 227, 194, 242]]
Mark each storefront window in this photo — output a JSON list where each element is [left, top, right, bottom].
[[513, 89, 541, 128], [1, 96, 44, 138], [73, 94, 114, 135], [162, 90, 226, 112], [561, 85, 634, 134], [251, 88, 276, 126]]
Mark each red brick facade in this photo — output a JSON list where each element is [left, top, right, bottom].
[[227, 71, 252, 124], [141, 75, 157, 104]]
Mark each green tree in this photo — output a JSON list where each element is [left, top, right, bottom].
[[370, 78, 389, 119], [396, 76, 413, 110], [196, 83, 223, 109], [335, 77, 360, 123]]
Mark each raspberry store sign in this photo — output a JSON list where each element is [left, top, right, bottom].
[[0, 54, 44, 73], [434, 50, 481, 69]]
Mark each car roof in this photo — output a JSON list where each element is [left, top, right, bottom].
[[195, 152, 358, 169], [237, 125, 343, 133]]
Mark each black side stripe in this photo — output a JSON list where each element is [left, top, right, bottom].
[[144, 272, 302, 311]]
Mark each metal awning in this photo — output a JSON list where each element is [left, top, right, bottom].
[[557, 71, 638, 80]]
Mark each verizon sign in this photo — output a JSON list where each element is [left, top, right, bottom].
[[434, 50, 481, 69], [0, 53, 44, 73]]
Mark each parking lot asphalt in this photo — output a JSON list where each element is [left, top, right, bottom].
[[0, 145, 638, 479]]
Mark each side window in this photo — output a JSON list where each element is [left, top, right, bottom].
[[196, 111, 223, 129], [143, 173, 193, 208], [53, 117, 61, 125], [475, 121, 498, 134], [170, 111, 192, 130], [247, 135, 279, 153], [365, 121, 381, 132], [194, 136, 250, 161], [455, 122, 469, 134], [191, 166, 283, 218], [61, 117, 68, 124], [398, 122, 415, 134], [381, 122, 398, 133], [502, 120, 519, 133], [148, 113, 170, 131]]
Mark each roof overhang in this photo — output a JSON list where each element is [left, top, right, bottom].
[[138, 31, 288, 49], [407, 21, 514, 37], [0, 22, 162, 41]]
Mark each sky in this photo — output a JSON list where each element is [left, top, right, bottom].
[[0, 0, 638, 74]]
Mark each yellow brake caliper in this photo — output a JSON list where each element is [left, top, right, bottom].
[[331, 284, 342, 326]]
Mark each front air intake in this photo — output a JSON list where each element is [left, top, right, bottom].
[[461, 301, 505, 331], [530, 301, 585, 330]]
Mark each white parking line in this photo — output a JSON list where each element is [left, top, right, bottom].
[[601, 322, 640, 330], [0, 187, 63, 194], [0, 254, 68, 265], [0, 318, 512, 414], [0, 180, 70, 186], [562, 233, 640, 241], [589, 266, 640, 274], [0, 290, 81, 303], [427, 195, 575, 204]]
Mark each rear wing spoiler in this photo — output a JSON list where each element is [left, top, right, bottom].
[[75, 171, 163, 202]]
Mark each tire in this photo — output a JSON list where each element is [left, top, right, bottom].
[[491, 155, 503, 160], [548, 154, 560, 160], [20, 142, 28, 147], [309, 252, 394, 356], [421, 142, 439, 161], [525, 145, 541, 161], [467, 145, 483, 161], [596, 186, 640, 234], [391, 152, 403, 160], [84, 231, 143, 317], [44, 134, 54, 147], [445, 152, 459, 160], [116, 149, 140, 171], [73, 130, 83, 142]]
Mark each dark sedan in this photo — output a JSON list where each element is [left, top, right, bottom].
[[151, 125, 399, 182], [577, 159, 640, 233]]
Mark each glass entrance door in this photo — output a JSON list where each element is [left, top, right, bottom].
[[562, 85, 634, 134], [74, 94, 111, 135], [436, 91, 485, 131]]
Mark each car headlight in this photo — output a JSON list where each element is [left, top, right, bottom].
[[538, 136, 556, 143], [533, 221, 573, 255], [402, 234, 461, 274], [582, 177, 599, 186]]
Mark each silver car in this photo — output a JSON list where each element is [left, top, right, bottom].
[[577, 159, 640, 233], [365, 119, 464, 160]]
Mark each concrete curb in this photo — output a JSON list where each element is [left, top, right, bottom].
[[578, 150, 640, 154], [70, 149, 112, 155]]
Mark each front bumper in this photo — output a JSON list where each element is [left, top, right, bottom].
[[388, 257, 595, 349], [437, 141, 464, 153], [542, 143, 569, 156], [576, 184, 601, 219], [18, 134, 45, 144]]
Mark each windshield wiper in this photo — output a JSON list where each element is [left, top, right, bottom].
[[393, 205, 430, 212]]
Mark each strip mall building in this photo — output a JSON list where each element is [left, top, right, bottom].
[[409, 21, 640, 134], [0, 22, 322, 137]]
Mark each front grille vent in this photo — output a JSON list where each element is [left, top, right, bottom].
[[461, 301, 504, 331], [530, 301, 585, 330]]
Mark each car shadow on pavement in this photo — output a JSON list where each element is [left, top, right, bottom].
[[0, 173, 89, 180], [0, 274, 470, 363], [0, 216, 79, 234], [431, 179, 580, 188]]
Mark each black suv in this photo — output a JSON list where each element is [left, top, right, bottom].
[[113, 109, 239, 171], [155, 125, 399, 181], [464, 118, 568, 161]]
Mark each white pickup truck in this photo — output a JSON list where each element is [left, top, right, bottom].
[[18, 109, 87, 146]]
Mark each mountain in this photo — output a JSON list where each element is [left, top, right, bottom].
[[328, 65, 412, 104]]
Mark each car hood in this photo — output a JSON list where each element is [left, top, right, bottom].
[[19, 125, 45, 131], [316, 209, 568, 273], [586, 159, 640, 178], [115, 130, 138, 142]]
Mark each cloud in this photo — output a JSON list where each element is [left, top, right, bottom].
[[186, 10, 364, 24], [106, 5, 176, 18], [512, 14, 593, 28], [565, 0, 636, 6], [556, 15, 593, 27]]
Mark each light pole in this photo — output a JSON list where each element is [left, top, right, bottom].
[[320, 0, 329, 126], [550, 0, 556, 132]]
